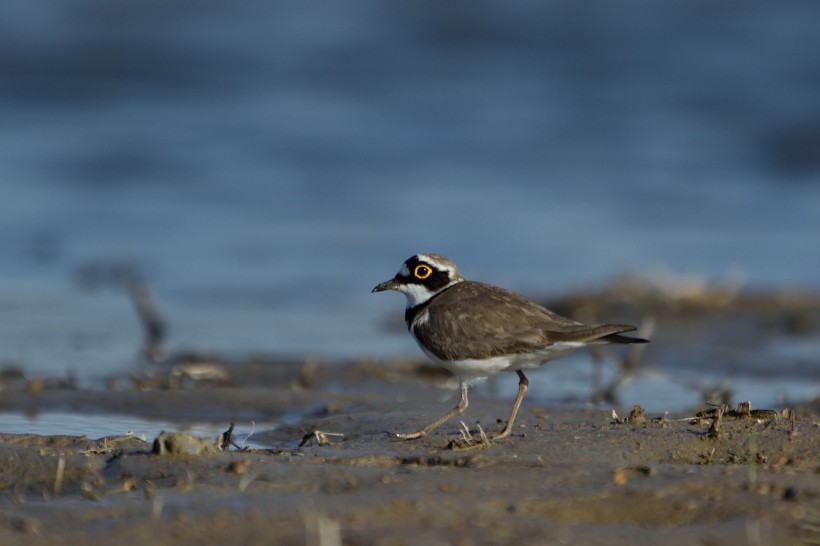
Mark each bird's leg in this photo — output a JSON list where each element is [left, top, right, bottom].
[[490, 370, 529, 440], [393, 382, 469, 440]]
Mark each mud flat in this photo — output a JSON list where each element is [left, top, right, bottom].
[[0, 285, 818, 545], [0, 356, 817, 546]]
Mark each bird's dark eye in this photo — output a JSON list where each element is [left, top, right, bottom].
[[414, 265, 432, 279]]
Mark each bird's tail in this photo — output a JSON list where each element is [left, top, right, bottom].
[[603, 333, 649, 344]]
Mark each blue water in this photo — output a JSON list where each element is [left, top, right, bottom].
[[0, 411, 276, 448], [1, 2, 818, 408]]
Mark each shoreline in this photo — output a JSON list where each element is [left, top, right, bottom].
[[0, 358, 817, 545]]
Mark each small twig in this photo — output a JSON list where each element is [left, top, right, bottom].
[[128, 277, 166, 362], [217, 422, 257, 451], [458, 421, 475, 446], [240, 421, 256, 450], [299, 430, 344, 447], [53, 455, 65, 497], [707, 406, 723, 439], [219, 423, 235, 451], [450, 422, 491, 451], [476, 424, 490, 446]]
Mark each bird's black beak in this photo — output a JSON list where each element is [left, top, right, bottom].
[[372, 278, 400, 293]]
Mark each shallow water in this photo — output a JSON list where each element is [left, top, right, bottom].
[[487, 353, 817, 414], [1, 2, 819, 413], [0, 411, 276, 448]]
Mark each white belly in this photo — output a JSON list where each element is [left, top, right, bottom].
[[416, 341, 587, 384]]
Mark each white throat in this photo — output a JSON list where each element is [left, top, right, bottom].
[[399, 279, 460, 308]]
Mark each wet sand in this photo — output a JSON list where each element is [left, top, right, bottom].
[[0, 357, 818, 546], [1, 287, 819, 545]]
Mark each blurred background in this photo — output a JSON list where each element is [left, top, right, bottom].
[[1, 1, 818, 407]]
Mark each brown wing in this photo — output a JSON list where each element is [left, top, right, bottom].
[[415, 281, 640, 361]]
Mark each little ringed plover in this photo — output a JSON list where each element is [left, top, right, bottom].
[[372, 253, 649, 440]]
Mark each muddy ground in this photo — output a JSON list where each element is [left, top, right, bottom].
[[0, 285, 818, 545]]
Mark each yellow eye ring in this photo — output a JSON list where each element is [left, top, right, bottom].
[[414, 265, 432, 279]]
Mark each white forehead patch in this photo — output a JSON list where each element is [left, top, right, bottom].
[[416, 253, 450, 270], [414, 253, 462, 279]]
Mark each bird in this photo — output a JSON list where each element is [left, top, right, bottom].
[[372, 253, 649, 440]]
